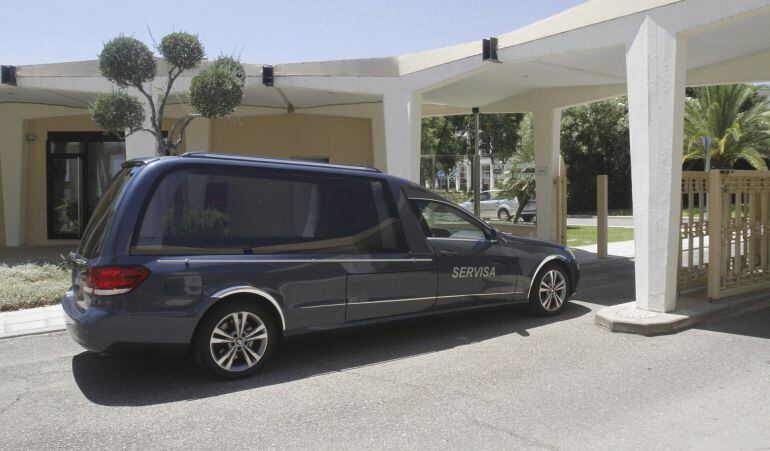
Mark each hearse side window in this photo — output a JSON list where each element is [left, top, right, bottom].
[[78, 167, 133, 259], [412, 200, 487, 241], [131, 168, 407, 255]]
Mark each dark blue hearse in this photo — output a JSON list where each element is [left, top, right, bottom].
[[63, 153, 579, 379]]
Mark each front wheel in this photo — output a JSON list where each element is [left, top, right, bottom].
[[193, 300, 278, 379], [521, 214, 534, 223], [528, 264, 570, 316], [498, 209, 511, 222]]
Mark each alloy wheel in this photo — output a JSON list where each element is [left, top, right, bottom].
[[209, 311, 269, 372], [538, 269, 567, 312]]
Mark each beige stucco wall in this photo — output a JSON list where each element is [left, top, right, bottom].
[[16, 112, 372, 245], [210, 114, 374, 166]]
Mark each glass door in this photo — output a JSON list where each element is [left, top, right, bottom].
[[46, 133, 126, 239], [47, 142, 85, 238]]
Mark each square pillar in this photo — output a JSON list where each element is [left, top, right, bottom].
[[533, 107, 562, 242], [185, 118, 212, 152], [0, 111, 26, 247], [381, 90, 421, 182], [626, 17, 687, 312]]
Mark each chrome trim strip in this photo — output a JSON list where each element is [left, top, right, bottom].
[[526, 255, 568, 300], [158, 258, 434, 264], [427, 237, 484, 242], [349, 296, 436, 305], [210, 285, 287, 330], [436, 291, 521, 300], [298, 302, 347, 309]]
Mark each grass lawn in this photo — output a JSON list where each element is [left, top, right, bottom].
[[567, 225, 634, 247], [0, 263, 70, 312]]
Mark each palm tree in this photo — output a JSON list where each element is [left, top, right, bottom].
[[683, 84, 770, 170], [500, 114, 536, 222]]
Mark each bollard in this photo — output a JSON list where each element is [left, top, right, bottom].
[[597, 174, 608, 259]]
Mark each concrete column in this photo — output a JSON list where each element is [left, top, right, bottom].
[[185, 118, 212, 152], [371, 104, 387, 171], [533, 107, 562, 242], [0, 111, 26, 246], [626, 17, 688, 313], [382, 90, 421, 182], [125, 94, 156, 160]]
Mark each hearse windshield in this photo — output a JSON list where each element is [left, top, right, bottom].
[[131, 167, 408, 255]]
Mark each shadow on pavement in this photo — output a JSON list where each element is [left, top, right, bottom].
[[694, 305, 770, 340], [570, 257, 635, 308], [72, 301, 590, 407]]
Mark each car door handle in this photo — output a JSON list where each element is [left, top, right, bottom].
[[440, 250, 458, 257]]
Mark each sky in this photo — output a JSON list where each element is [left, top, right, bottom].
[[2, 0, 585, 65]]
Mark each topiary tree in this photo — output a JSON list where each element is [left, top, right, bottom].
[[90, 32, 245, 156]]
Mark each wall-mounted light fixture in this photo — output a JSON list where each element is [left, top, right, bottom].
[[26, 133, 37, 142], [482, 38, 500, 63], [1, 66, 17, 85], [262, 65, 274, 86]]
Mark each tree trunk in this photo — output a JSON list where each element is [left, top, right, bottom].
[[514, 194, 530, 223]]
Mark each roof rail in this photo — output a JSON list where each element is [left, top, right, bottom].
[[180, 152, 382, 173]]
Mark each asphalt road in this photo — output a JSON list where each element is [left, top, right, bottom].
[[1, 258, 768, 450]]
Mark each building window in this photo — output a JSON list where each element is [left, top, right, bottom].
[[46, 132, 126, 239]]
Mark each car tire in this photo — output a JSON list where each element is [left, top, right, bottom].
[[521, 214, 534, 223], [497, 209, 511, 222], [528, 264, 570, 316], [193, 300, 278, 379]]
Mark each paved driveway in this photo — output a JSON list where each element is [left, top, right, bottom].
[[1, 258, 768, 449]]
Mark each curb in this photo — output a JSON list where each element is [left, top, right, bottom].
[[0, 325, 66, 340], [595, 292, 770, 336], [0, 305, 66, 340]]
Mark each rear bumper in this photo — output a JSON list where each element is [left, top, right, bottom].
[[62, 290, 198, 353]]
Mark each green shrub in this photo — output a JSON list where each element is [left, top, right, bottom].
[[164, 207, 231, 238], [0, 264, 70, 312]]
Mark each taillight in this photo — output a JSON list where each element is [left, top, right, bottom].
[[84, 266, 150, 296]]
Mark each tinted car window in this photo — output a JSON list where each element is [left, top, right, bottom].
[[132, 167, 407, 255], [413, 200, 487, 240], [78, 167, 133, 258]]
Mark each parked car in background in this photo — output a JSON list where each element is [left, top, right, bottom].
[[63, 153, 577, 379], [459, 190, 536, 223]]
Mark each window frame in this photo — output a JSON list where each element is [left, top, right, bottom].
[[408, 197, 492, 242], [129, 164, 409, 256], [45, 131, 125, 240]]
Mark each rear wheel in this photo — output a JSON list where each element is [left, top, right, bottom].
[[193, 300, 278, 379], [521, 214, 534, 223], [498, 209, 511, 222], [528, 264, 570, 316]]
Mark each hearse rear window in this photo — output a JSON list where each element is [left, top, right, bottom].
[[131, 167, 407, 255]]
